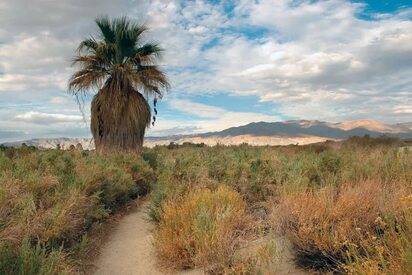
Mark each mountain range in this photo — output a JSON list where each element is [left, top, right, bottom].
[[2, 120, 412, 149]]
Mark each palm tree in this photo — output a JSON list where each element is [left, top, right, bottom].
[[69, 16, 169, 153]]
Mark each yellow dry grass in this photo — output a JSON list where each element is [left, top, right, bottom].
[[275, 180, 411, 272], [154, 186, 249, 270]]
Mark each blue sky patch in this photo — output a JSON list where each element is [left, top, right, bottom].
[[201, 37, 219, 51], [353, 0, 412, 20]]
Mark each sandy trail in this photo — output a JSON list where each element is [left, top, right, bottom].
[[92, 202, 201, 275]]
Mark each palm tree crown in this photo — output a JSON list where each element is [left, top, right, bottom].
[[69, 16, 169, 97]]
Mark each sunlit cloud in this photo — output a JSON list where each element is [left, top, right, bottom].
[[15, 112, 83, 124]]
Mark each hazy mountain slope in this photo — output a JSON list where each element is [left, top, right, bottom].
[[200, 120, 412, 139], [200, 121, 345, 138], [396, 122, 412, 130], [332, 120, 405, 132]]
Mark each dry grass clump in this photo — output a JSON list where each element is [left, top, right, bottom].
[[342, 195, 412, 274], [222, 237, 283, 275], [275, 180, 409, 271], [154, 186, 249, 270]]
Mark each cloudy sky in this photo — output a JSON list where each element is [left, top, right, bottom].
[[0, 0, 411, 142]]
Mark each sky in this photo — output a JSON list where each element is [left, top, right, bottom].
[[0, 0, 411, 142]]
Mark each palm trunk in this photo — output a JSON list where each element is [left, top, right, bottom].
[[91, 87, 151, 153]]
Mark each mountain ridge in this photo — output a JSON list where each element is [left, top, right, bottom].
[[2, 120, 411, 149], [197, 120, 412, 139]]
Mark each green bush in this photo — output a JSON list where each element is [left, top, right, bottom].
[[0, 240, 65, 275]]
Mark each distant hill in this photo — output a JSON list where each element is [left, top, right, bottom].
[[2, 120, 412, 149], [396, 122, 412, 130], [198, 120, 412, 139], [332, 120, 406, 132]]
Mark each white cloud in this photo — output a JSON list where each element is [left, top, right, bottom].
[[198, 111, 279, 133], [49, 97, 70, 105], [394, 105, 412, 114], [15, 112, 83, 124], [188, 26, 208, 34], [168, 99, 226, 118], [239, 64, 277, 76], [147, 125, 200, 136]]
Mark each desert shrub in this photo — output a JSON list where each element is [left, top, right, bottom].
[[146, 183, 170, 223], [166, 142, 179, 149], [342, 195, 412, 274], [343, 135, 403, 149], [148, 138, 409, 205], [319, 150, 342, 175], [0, 240, 68, 275], [180, 142, 206, 148], [222, 237, 283, 275], [154, 186, 249, 270], [142, 150, 158, 169], [142, 140, 410, 273], [275, 180, 408, 271]]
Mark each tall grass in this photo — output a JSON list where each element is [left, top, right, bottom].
[[154, 186, 249, 270], [0, 240, 67, 275], [275, 180, 408, 270], [342, 195, 412, 274], [0, 147, 154, 274]]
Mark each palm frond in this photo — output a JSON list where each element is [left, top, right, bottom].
[[111, 17, 148, 64], [129, 65, 169, 96], [129, 43, 163, 65], [78, 37, 98, 53], [95, 16, 116, 43], [135, 43, 163, 56], [68, 69, 107, 94]]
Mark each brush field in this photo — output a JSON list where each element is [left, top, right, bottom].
[[1, 137, 411, 274]]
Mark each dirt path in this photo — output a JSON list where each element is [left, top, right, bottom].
[[92, 202, 201, 275]]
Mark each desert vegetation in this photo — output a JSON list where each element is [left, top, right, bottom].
[[0, 146, 154, 274], [1, 137, 411, 274], [147, 137, 411, 274], [154, 186, 249, 270]]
